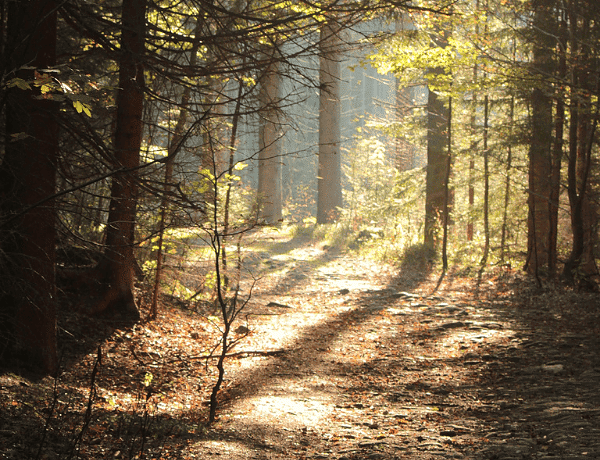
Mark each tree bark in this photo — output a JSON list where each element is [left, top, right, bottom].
[[467, 87, 477, 242], [0, 0, 59, 374], [424, 87, 450, 251], [257, 55, 283, 224], [480, 94, 490, 267], [562, 1, 599, 287], [548, 18, 566, 277], [94, 0, 147, 317], [525, 0, 555, 277], [317, 21, 343, 224], [500, 95, 515, 264], [424, 19, 451, 253]]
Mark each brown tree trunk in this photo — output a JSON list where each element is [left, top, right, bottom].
[[525, 0, 555, 277], [573, 16, 598, 283], [549, 20, 566, 277], [573, 105, 598, 283], [563, 3, 599, 287], [441, 97, 453, 273], [500, 95, 515, 264], [481, 94, 490, 267], [424, 21, 451, 253], [94, 0, 147, 317], [0, 0, 58, 374], [424, 88, 450, 251], [317, 21, 343, 224], [258, 55, 283, 224], [467, 1, 479, 243]]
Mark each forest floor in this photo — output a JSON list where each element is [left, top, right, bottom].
[[1, 227, 600, 460]]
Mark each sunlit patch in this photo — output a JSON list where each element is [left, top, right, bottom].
[[192, 440, 256, 458], [239, 393, 333, 427]]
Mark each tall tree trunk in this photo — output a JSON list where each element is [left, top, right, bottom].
[[424, 88, 450, 251], [574, 15, 598, 282], [0, 0, 58, 374], [467, 0, 480, 243], [95, 0, 147, 317], [549, 17, 566, 277], [441, 97, 452, 273], [563, 2, 599, 287], [257, 54, 283, 224], [467, 88, 477, 242], [317, 21, 343, 224], [574, 100, 598, 282], [564, 26, 581, 283], [480, 94, 490, 267], [525, 0, 555, 278], [500, 95, 515, 264], [424, 19, 451, 252]]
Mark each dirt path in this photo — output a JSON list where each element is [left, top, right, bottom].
[[1, 229, 599, 460], [184, 231, 600, 459]]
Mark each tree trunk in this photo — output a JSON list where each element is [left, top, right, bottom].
[[257, 55, 283, 224], [574, 101, 598, 282], [573, 15, 598, 283], [441, 97, 452, 273], [500, 95, 515, 264], [525, 0, 555, 277], [549, 19, 566, 276], [424, 88, 450, 251], [0, 0, 58, 374], [317, 21, 343, 224], [467, 1, 479, 243], [467, 86, 476, 242], [94, 0, 147, 317], [424, 17, 451, 253], [480, 94, 490, 267], [562, 2, 599, 287]]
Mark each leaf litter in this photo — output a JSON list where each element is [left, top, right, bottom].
[[1, 228, 600, 459]]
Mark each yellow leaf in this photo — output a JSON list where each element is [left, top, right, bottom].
[[73, 100, 92, 117]]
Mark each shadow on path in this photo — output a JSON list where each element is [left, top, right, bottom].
[[190, 239, 600, 460]]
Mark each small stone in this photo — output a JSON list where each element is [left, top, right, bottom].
[[438, 321, 466, 330], [541, 364, 564, 373]]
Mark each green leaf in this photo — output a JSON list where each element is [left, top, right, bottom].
[[7, 78, 31, 91]]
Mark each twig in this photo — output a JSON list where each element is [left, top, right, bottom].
[[35, 370, 61, 460], [67, 346, 101, 460], [169, 349, 288, 363]]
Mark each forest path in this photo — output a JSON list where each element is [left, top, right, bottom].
[[187, 228, 600, 460], [1, 227, 599, 459]]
